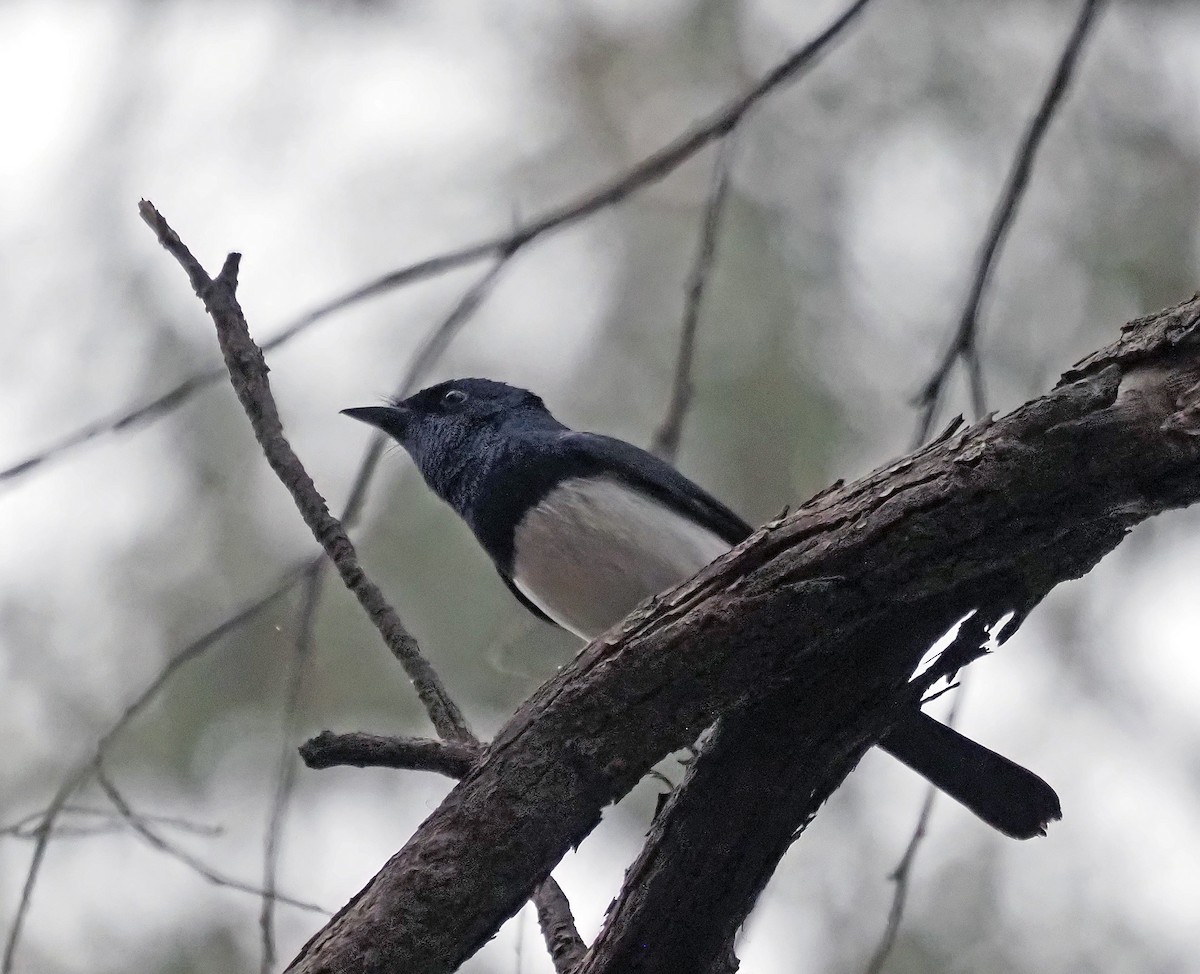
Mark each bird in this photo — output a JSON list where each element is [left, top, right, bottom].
[[343, 377, 1061, 839]]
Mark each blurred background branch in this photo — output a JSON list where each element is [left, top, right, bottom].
[[912, 0, 1107, 447], [0, 0, 871, 488], [652, 133, 737, 461], [95, 766, 329, 915]]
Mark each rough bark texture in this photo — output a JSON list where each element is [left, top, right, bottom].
[[288, 296, 1200, 974], [299, 732, 480, 779], [575, 674, 922, 974]]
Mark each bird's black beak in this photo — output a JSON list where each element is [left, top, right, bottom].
[[340, 405, 409, 436]]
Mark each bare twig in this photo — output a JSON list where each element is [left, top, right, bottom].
[[652, 136, 737, 461], [862, 781, 935, 974], [513, 904, 527, 974], [93, 768, 328, 915], [299, 731, 481, 778], [2, 557, 312, 974], [88, 556, 314, 761], [1, 0, 873, 488], [0, 366, 229, 482], [138, 200, 472, 743], [912, 0, 1106, 447], [533, 877, 588, 974], [3, 785, 74, 974]]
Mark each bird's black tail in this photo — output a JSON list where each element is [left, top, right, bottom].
[[879, 712, 1061, 839]]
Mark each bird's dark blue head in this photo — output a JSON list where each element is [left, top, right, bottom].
[[342, 378, 566, 520]]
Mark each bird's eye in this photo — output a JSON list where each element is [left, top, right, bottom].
[[442, 389, 468, 407]]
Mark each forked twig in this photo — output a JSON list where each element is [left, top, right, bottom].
[[912, 0, 1106, 447], [94, 768, 328, 916], [256, 255, 515, 972], [138, 203, 587, 971], [138, 200, 471, 744], [2, 557, 313, 974]]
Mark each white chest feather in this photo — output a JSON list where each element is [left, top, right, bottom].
[[511, 476, 731, 641]]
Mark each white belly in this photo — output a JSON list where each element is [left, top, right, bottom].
[[511, 476, 731, 641]]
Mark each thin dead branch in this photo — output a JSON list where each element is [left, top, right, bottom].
[[94, 769, 328, 916], [138, 199, 471, 744], [260, 255, 516, 972], [2, 557, 313, 974], [652, 137, 737, 461], [912, 0, 1106, 446]]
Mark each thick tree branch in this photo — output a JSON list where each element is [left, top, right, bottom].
[[579, 619, 987, 974], [286, 296, 1200, 973], [576, 628, 943, 974]]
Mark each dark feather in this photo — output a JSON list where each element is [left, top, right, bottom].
[[560, 432, 753, 547]]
